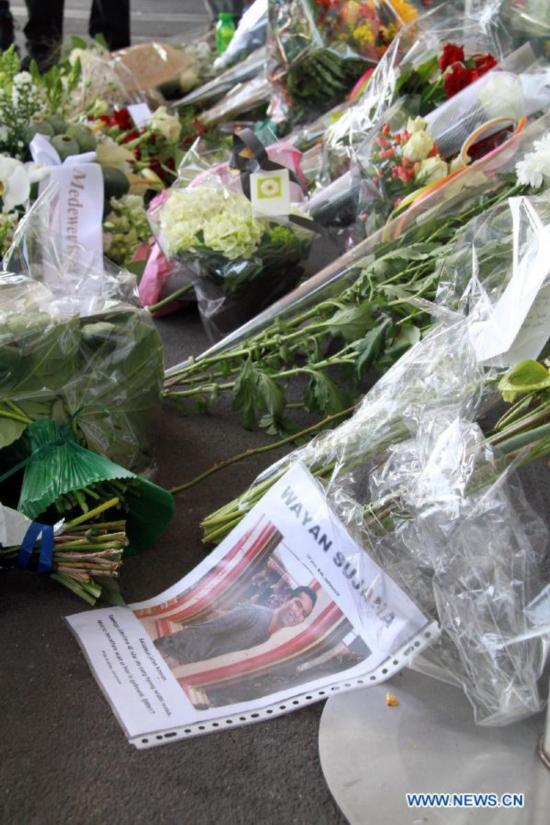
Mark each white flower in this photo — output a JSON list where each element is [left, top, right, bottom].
[[403, 129, 434, 162], [13, 71, 33, 86], [25, 161, 49, 184], [149, 107, 181, 143], [478, 73, 522, 120], [516, 133, 550, 188], [416, 156, 448, 184], [160, 185, 264, 259], [406, 116, 427, 134], [11, 71, 35, 108], [0, 155, 30, 211], [95, 138, 134, 171]]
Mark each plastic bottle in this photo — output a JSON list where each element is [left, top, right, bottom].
[[215, 12, 235, 55]]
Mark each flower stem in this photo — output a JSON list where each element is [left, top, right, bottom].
[[148, 283, 194, 314], [169, 405, 355, 495]]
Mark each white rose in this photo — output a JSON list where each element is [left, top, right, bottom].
[[0, 155, 30, 211], [150, 107, 181, 143], [403, 130, 434, 162], [416, 156, 448, 185], [406, 116, 428, 134]]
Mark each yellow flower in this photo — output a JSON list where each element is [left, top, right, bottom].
[[353, 22, 375, 49], [388, 0, 418, 24]]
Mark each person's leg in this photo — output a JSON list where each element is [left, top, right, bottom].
[[0, 1, 15, 52], [23, 0, 64, 69], [88, 0, 130, 51]]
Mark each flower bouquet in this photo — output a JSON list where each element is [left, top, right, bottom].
[[353, 43, 546, 232], [187, 186, 550, 726], [0, 198, 164, 473], [174, 46, 268, 112], [0, 418, 173, 605], [322, 0, 508, 175], [163, 111, 550, 441], [151, 132, 316, 338], [198, 312, 550, 724], [307, 39, 526, 230], [267, 0, 419, 125], [155, 182, 313, 339]]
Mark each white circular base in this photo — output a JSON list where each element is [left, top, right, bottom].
[[319, 669, 549, 824]]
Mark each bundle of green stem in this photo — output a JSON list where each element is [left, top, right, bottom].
[[164, 178, 526, 435], [0, 498, 128, 605], [201, 348, 550, 546]]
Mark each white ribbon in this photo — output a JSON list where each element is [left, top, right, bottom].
[[29, 133, 105, 267]]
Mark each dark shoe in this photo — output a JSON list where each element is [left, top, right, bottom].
[[0, 8, 15, 52], [21, 40, 61, 73]]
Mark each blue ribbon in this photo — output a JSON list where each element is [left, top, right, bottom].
[[16, 522, 55, 574]]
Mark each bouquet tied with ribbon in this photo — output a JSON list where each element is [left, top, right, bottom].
[[0, 418, 174, 605], [150, 129, 318, 340]]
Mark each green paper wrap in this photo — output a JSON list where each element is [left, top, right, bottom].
[[14, 419, 174, 553]]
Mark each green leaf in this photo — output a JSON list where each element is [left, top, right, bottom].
[[354, 317, 392, 379], [303, 372, 348, 416], [0, 417, 26, 448], [125, 260, 147, 282], [70, 35, 88, 50], [498, 360, 550, 403], [325, 301, 373, 343], [379, 324, 421, 371], [232, 359, 258, 430], [255, 371, 285, 420]]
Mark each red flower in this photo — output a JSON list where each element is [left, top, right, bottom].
[[439, 43, 465, 72], [444, 61, 472, 97], [121, 128, 140, 144], [110, 108, 133, 130], [473, 53, 497, 75]]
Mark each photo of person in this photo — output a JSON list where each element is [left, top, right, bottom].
[[135, 516, 372, 710], [154, 587, 318, 666]]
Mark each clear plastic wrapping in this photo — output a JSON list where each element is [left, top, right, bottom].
[[499, 0, 550, 54], [353, 44, 540, 232], [198, 73, 272, 128], [213, 0, 268, 73], [201, 191, 550, 724], [0, 190, 164, 473], [173, 46, 267, 111], [322, 0, 510, 179], [267, 0, 419, 125], [69, 45, 144, 112], [198, 108, 550, 359]]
